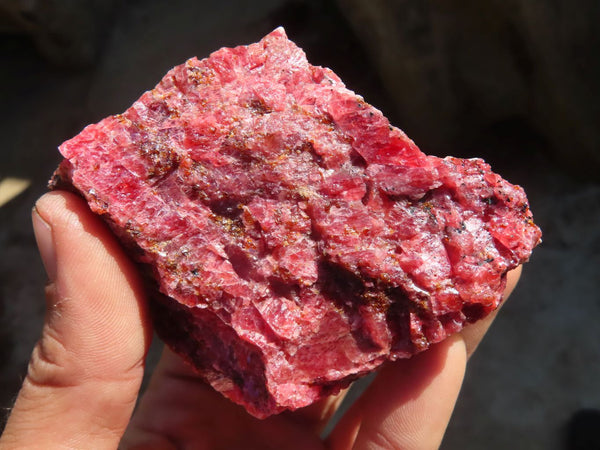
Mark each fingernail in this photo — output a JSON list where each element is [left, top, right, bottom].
[[32, 206, 57, 281]]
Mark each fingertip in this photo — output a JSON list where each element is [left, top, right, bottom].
[[34, 190, 90, 228], [34, 190, 152, 343], [32, 205, 57, 282], [504, 265, 522, 300]]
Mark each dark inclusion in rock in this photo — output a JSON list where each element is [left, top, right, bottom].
[[51, 28, 541, 418]]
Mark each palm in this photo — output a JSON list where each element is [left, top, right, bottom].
[[122, 349, 339, 449]]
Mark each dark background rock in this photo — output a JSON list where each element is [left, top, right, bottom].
[[0, 0, 119, 67], [0, 1, 599, 448], [336, 0, 600, 178]]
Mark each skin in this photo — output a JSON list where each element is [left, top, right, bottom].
[[0, 191, 521, 450]]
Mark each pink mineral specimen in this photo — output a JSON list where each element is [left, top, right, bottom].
[[52, 28, 541, 418]]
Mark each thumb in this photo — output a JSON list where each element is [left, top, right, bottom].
[[1, 191, 152, 449]]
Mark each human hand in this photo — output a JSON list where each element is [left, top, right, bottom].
[[0, 191, 521, 450]]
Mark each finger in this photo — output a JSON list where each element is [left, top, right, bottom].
[[327, 267, 522, 450], [1, 191, 152, 449], [328, 335, 466, 450], [460, 266, 521, 357]]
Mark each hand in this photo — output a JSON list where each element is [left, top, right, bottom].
[[0, 191, 521, 450]]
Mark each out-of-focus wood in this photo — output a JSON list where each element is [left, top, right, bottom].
[[0, 177, 31, 207]]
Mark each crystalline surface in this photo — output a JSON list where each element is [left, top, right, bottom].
[[52, 28, 541, 418]]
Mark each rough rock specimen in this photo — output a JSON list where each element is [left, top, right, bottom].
[[51, 28, 541, 418]]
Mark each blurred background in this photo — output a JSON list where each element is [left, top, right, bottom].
[[0, 1, 598, 448]]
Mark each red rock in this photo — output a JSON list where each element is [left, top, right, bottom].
[[51, 28, 541, 418]]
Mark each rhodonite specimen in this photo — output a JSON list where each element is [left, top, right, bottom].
[[51, 28, 541, 418]]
